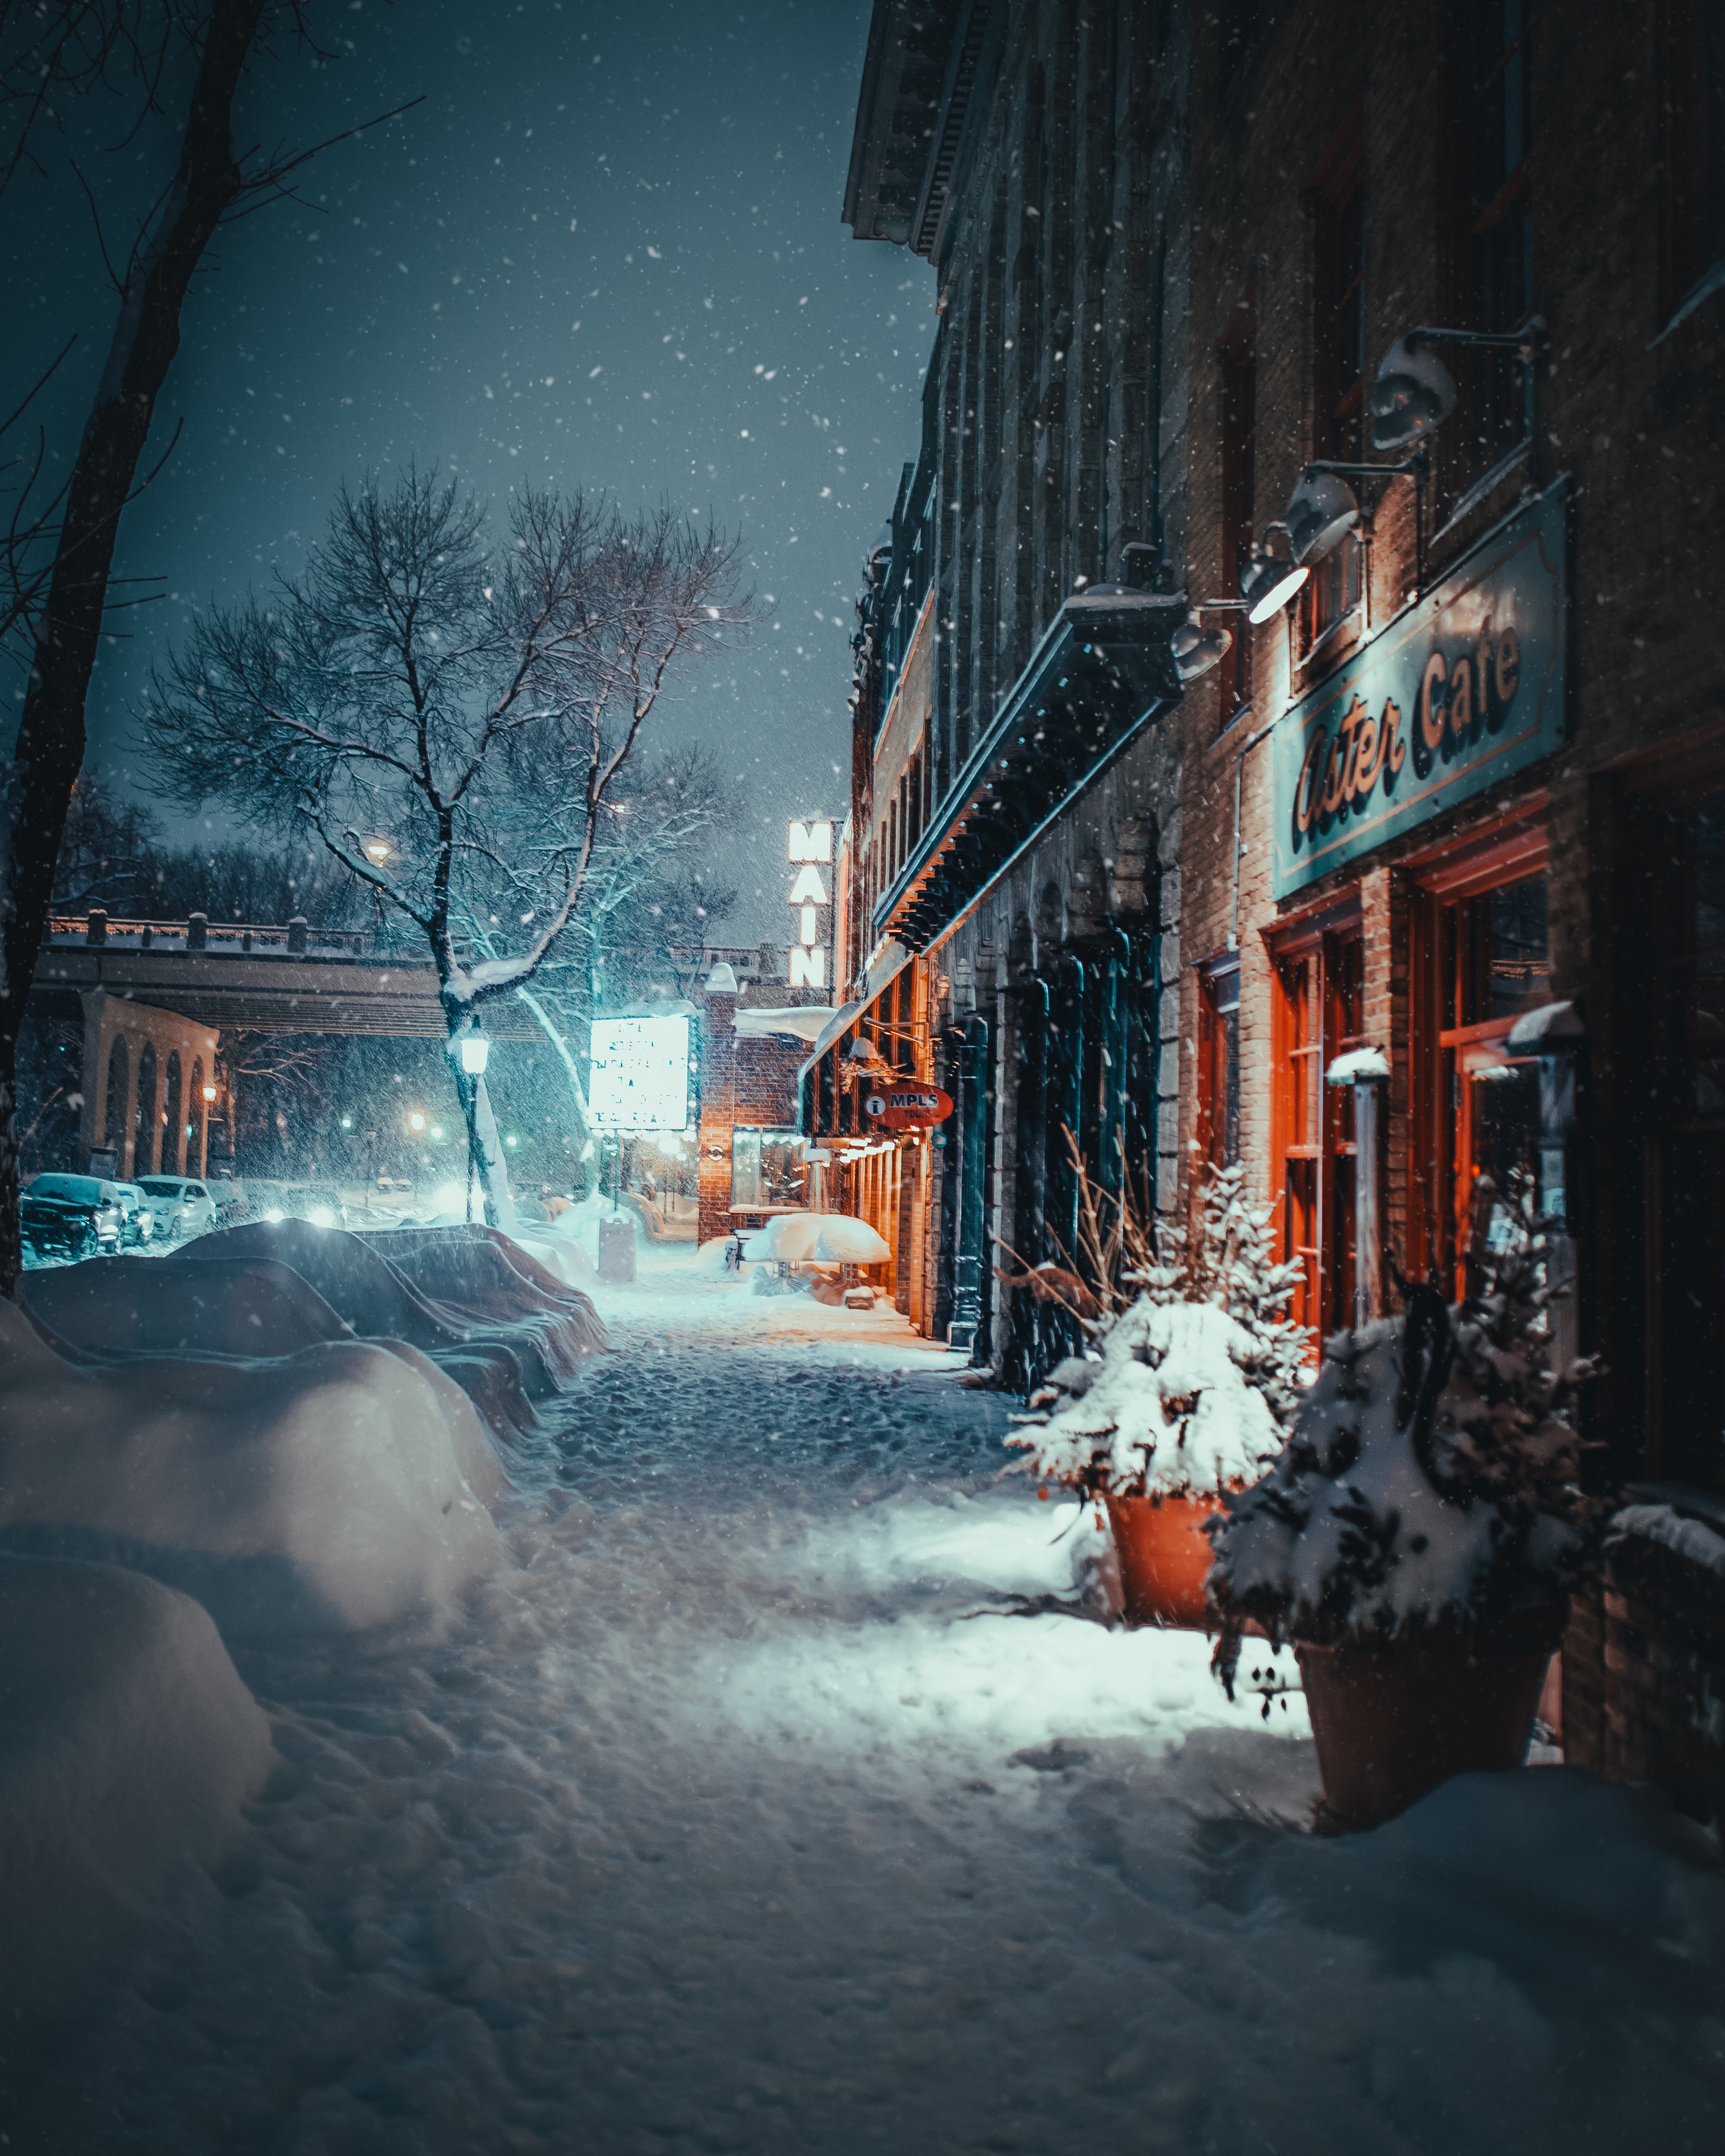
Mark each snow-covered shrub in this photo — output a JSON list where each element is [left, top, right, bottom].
[[1006, 1157, 1309, 1499], [1208, 1179, 1603, 1665]]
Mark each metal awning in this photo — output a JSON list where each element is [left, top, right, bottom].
[[873, 590, 1186, 953], [796, 940, 912, 1086]]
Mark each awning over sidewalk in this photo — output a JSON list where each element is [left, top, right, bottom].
[[796, 940, 918, 1145], [795, 940, 913, 1082], [872, 589, 1186, 953]]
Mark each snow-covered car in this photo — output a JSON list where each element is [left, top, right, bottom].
[[134, 1175, 219, 1241], [112, 1182, 162, 1247], [19, 1173, 124, 1261]]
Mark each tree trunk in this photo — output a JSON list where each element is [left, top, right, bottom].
[[0, 0, 267, 1295]]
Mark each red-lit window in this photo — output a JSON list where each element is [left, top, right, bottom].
[[1198, 959, 1242, 1169], [1271, 918, 1363, 1337], [1408, 819, 1549, 1294]]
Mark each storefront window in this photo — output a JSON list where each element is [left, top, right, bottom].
[[1428, 870, 1548, 1291], [1273, 924, 1362, 1336], [730, 1129, 806, 1210], [1199, 962, 1242, 1169]]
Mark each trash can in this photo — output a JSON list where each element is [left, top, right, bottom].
[[597, 1215, 636, 1284]]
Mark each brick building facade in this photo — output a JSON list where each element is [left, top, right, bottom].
[[822, 0, 1725, 1828], [1173, 0, 1723, 1823], [694, 969, 820, 1248]]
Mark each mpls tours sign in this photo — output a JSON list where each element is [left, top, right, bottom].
[[1272, 478, 1567, 900]]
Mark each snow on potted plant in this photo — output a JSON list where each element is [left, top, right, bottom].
[[1206, 1176, 1604, 1832], [1005, 1148, 1308, 1627]]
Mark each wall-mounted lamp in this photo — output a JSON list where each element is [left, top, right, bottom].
[[1238, 542, 1310, 624], [1369, 333, 1459, 451], [1286, 468, 1363, 568], [1283, 450, 1430, 596], [1171, 613, 1233, 683], [1367, 319, 1546, 536]]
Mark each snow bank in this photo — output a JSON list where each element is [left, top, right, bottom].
[[0, 1300, 503, 1636], [192, 1219, 603, 1405], [1009, 1298, 1287, 1496], [21, 1257, 503, 1506], [25, 1253, 354, 1357], [0, 1554, 273, 2018]]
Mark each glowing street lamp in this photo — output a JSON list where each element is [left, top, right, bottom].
[[453, 1025, 492, 1223], [361, 836, 394, 867], [407, 1111, 427, 1135], [201, 1084, 218, 1104]]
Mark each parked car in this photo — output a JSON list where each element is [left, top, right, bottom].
[[112, 1181, 163, 1248], [19, 1173, 125, 1262], [133, 1175, 220, 1242], [230, 1179, 348, 1230]]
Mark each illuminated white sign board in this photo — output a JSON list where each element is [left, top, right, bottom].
[[787, 818, 833, 989], [588, 1014, 691, 1130]]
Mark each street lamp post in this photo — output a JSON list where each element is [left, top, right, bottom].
[[456, 1026, 490, 1224]]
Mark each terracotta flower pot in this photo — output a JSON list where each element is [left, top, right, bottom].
[[1295, 1606, 1564, 1834], [1104, 1491, 1230, 1629]]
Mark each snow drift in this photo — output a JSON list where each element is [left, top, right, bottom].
[[201, 1219, 605, 1399], [0, 1299, 504, 1636], [21, 1256, 505, 1505], [0, 1553, 274, 2018]]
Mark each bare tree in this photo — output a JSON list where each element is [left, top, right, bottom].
[[52, 763, 158, 910], [499, 744, 741, 1154], [142, 469, 751, 1223], [0, 1, 416, 1289]]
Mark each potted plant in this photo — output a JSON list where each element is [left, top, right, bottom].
[[1206, 1177, 1603, 1831], [1005, 1151, 1308, 1627]]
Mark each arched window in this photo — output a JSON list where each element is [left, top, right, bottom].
[[162, 1052, 183, 1176], [103, 1037, 128, 1156], [134, 1041, 158, 1178], [188, 1057, 205, 1172]]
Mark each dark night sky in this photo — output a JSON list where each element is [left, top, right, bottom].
[[6, 0, 931, 946]]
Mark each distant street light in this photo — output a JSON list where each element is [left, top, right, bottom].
[[202, 1084, 218, 1103], [362, 836, 394, 866], [407, 1111, 427, 1134]]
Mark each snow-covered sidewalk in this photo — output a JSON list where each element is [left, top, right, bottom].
[[7, 1246, 1722, 2153]]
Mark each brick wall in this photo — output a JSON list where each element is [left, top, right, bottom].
[[695, 993, 807, 1247], [1565, 1534, 1725, 1834]]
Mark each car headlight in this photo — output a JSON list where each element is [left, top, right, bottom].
[[263, 1207, 285, 1223], [308, 1206, 335, 1228]]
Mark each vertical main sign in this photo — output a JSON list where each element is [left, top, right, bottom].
[[787, 818, 833, 989]]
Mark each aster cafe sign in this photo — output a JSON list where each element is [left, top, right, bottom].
[[1272, 478, 1567, 900]]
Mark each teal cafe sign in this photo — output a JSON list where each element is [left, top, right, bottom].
[[1272, 476, 1567, 900]]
